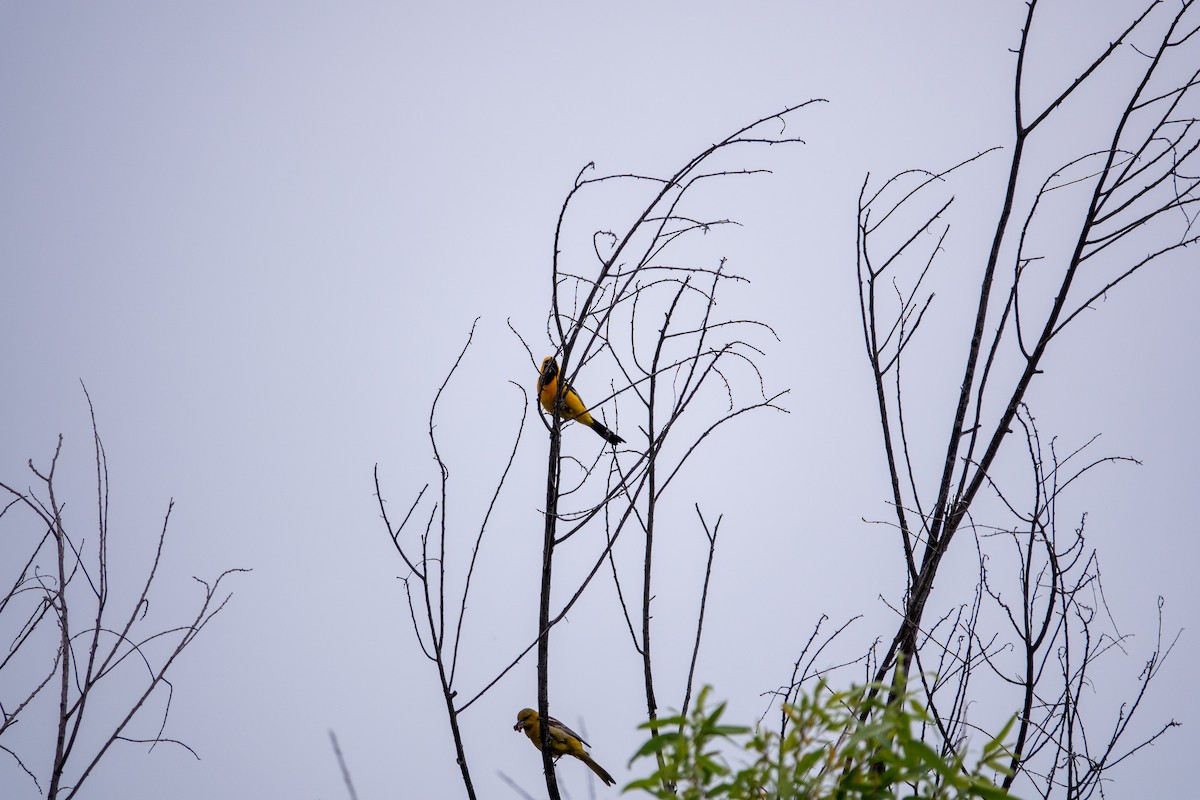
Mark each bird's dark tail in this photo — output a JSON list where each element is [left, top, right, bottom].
[[589, 420, 624, 445], [578, 753, 616, 786]]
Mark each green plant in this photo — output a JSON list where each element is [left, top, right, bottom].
[[630, 685, 1015, 799]]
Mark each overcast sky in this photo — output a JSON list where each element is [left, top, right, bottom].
[[2, 3, 1196, 798]]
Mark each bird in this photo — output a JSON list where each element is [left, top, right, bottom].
[[514, 707, 616, 786], [537, 357, 624, 445]]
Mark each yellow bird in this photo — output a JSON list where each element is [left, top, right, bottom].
[[537, 357, 624, 445], [514, 707, 616, 786]]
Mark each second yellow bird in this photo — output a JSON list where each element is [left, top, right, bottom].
[[537, 357, 624, 445], [514, 707, 616, 786]]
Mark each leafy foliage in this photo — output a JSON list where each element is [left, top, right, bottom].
[[630, 685, 1015, 799]]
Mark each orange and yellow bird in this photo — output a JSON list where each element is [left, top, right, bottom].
[[514, 707, 616, 786], [537, 357, 624, 445]]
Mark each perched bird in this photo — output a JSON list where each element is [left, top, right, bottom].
[[537, 357, 624, 445], [514, 707, 616, 786]]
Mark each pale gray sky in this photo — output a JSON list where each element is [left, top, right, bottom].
[[1, 3, 1196, 798]]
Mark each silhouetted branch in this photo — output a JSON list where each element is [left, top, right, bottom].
[[0, 392, 244, 800]]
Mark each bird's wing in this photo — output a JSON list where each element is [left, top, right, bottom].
[[564, 382, 589, 408], [545, 715, 590, 747]]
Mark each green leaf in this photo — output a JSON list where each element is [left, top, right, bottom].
[[905, 739, 958, 780], [632, 732, 683, 757]]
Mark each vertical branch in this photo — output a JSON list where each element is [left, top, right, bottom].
[[680, 506, 720, 720], [45, 443, 70, 800], [638, 279, 692, 740], [328, 730, 359, 800], [536, 406, 564, 800]]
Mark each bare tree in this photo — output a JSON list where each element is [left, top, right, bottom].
[[0, 389, 245, 799], [853, 0, 1193, 794], [531, 103, 824, 798], [373, 319, 528, 800], [378, 3, 1195, 797], [376, 102, 824, 799]]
